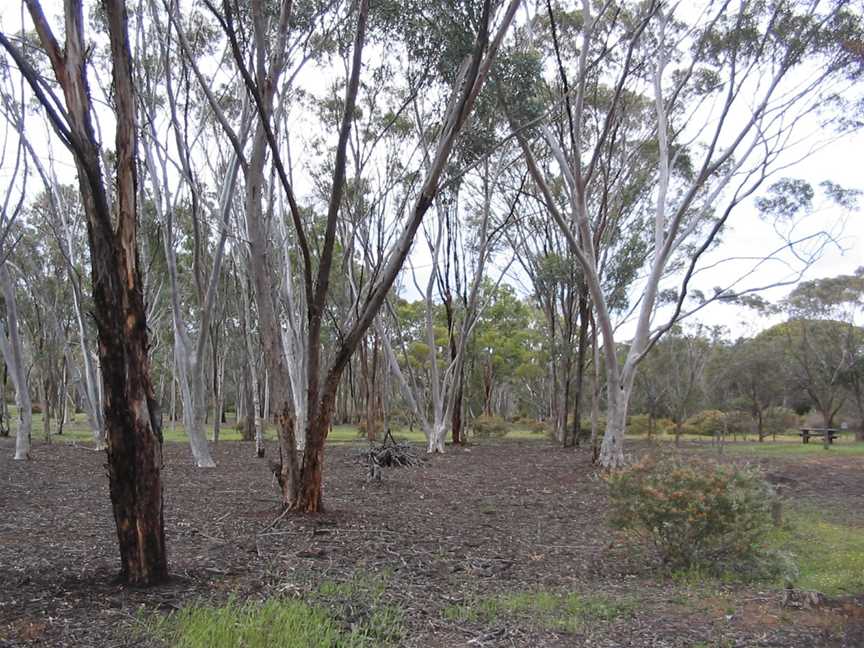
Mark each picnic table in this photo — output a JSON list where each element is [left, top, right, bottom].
[[798, 427, 839, 444]]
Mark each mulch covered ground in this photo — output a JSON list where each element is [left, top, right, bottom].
[[1, 436, 863, 647]]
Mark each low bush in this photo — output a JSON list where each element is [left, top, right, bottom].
[[762, 407, 800, 438], [524, 418, 550, 435], [471, 415, 510, 438], [723, 410, 753, 438], [684, 410, 726, 437], [579, 416, 607, 434], [627, 415, 674, 436], [606, 455, 793, 580]]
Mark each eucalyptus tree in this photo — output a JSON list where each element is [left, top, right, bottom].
[[1, 0, 168, 584], [471, 282, 540, 418], [14, 220, 71, 443], [134, 0, 258, 467], [0, 263, 32, 460], [719, 333, 787, 440], [636, 325, 714, 444], [773, 319, 854, 439], [17, 169, 105, 448], [510, 200, 588, 444], [195, 0, 520, 510], [781, 269, 864, 443], [846, 333, 864, 441], [381, 143, 520, 453], [1, 53, 107, 446], [0, 67, 33, 460], [509, 0, 863, 467]]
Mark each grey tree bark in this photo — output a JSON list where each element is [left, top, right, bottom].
[[0, 265, 32, 460]]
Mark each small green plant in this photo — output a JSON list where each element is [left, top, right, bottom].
[[606, 455, 792, 579]]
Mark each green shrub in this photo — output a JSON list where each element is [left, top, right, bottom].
[[579, 417, 607, 434], [471, 415, 510, 438], [627, 415, 674, 436], [684, 410, 726, 437], [524, 418, 549, 435], [606, 456, 791, 579], [627, 414, 651, 436], [762, 407, 799, 437], [723, 410, 753, 438]]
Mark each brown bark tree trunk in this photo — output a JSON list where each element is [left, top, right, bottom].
[[483, 360, 494, 417], [5, 0, 168, 585], [451, 372, 464, 446], [222, 0, 516, 513], [442, 296, 464, 446], [42, 380, 50, 444]]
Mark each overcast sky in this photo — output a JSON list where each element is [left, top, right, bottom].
[[1, 1, 861, 342]]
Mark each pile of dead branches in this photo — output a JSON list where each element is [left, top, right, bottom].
[[358, 430, 421, 481]]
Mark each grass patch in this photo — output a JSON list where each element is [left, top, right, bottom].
[[25, 407, 548, 448], [443, 590, 634, 632], [313, 570, 404, 645], [146, 588, 404, 647], [719, 441, 864, 458], [147, 597, 363, 648], [316, 570, 391, 600], [143, 571, 405, 647], [768, 507, 864, 596]]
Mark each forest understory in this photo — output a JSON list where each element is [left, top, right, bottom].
[[1, 438, 863, 647]]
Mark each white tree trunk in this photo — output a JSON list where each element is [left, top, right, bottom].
[[599, 382, 630, 469], [426, 421, 447, 454], [0, 265, 31, 460], [277, 210, 308, 451], [140, 136, 216, 468], [19, 135, 105, 448]]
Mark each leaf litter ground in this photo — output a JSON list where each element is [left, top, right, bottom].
[[1, 437, 863, 647]]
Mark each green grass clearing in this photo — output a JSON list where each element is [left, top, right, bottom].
[[146, 598, 362, 648], [313, 570, 404, 645], [443, 590, 635, 632], [718, 441, 864, 458], [145, 586, 404, 648], [768, 507, 864, 596], [20, 409, 546, 447]]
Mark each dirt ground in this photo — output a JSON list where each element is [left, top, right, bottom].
[[1, 437, 863, 647]]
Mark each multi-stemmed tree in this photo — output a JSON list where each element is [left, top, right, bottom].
[[509, 0, 863, 467]]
